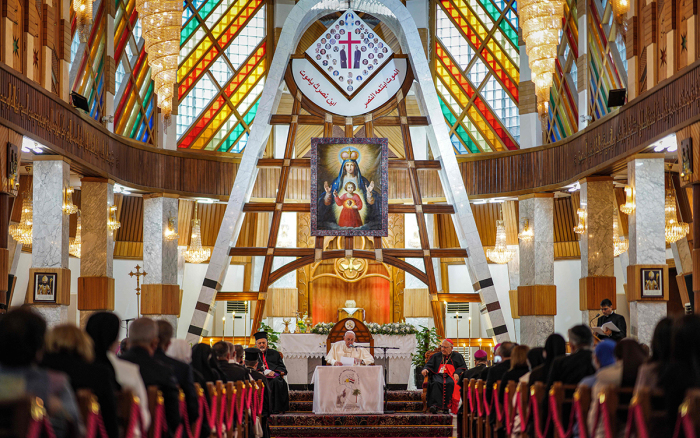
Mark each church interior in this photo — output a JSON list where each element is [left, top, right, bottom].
[[1, 0, 700, 435]]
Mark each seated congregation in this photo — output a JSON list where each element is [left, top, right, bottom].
[[0, 308, 288, 438], [422, 315, 700, 438]]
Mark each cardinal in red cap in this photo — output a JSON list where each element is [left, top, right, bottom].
[[421, 338, 467, 414]]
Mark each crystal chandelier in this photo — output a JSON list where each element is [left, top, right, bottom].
[[70, 213, 82, 258], [72, 0, 92, 42], [520, 0, 565, 116], [573, 208, 586, 234], [665, 190, 689, 243], [611, 0, 629, 23], [9, 189, 33, 245], [486, 214, 515, 264], [107, 205, 121, 232], [63, 187, 78, 215], [620, 185, 635, 215], [612, 213, 628, 256], [135, 0, 181, 120], [164, 217, 178, 241], [518, 219, 534, 241], [184, 203, 211, 263]]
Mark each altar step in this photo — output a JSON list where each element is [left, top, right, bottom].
[[289, 390, 423, 402], [289, 400, 424, 413], [269, 413, 454, 437]]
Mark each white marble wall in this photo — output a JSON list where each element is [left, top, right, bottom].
[[519, 197, 554, 286], [580, 179, 614, 277], [33, 160, 70, 269], [80, 180, 114, 277], [143, 197, 179, 285], [628, 159, 666, 265], [627, 157, 666, 344], [518, 196, 554, 346]]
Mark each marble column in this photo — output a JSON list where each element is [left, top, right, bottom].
[[141, 194, 180, 329], [517, 194, 555, 347], [578, 177, 616, 323], [627, 156, 667, 344], [77, 178, 115, 327], [28, 158, 71, 326], [671, 237, 692, 311], [518, 46, 542, 148]]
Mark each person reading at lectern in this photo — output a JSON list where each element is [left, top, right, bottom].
[[421, 339, 467, 414], [596, 298, 627, 342], [326, 331, 374, 366], [254, 331, 290, 414]]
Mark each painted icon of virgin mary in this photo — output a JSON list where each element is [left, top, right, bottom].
[[317, 148, 381, 231]]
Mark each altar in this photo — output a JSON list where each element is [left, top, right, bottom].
[[312, 365, 385, 414], [279, 333, 416, 386]]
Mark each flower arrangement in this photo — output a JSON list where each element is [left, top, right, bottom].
[[368, 322, 418, 335], [309, 322, 417, 335], [310, 322, 335, 334]]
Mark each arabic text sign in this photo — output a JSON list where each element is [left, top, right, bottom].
[[292, 58, 407, 116]]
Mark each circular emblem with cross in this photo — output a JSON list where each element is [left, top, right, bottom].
[[344, 319, 356, 330]]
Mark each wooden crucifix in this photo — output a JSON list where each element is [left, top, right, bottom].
[[129, 265, 147, 316]]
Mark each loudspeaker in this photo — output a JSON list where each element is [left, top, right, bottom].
[[607, 88, 627, 108], [70, 91, 90, 112]]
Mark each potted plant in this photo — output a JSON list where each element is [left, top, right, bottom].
[[411, 326, 441, 388]]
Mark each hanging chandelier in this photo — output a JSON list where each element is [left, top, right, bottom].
[[70, 213, 82, 258], [63, 187, 78, 215], [573, 208, 586, 234], [620, 185, 635, 215], [486, 210, 515, 264], [135, 0, 181, 121], [612, 213, 628, 256], [520, 0, 565, 116], [73, 0, 92, 42], [518, 219, 534, 241], [10, 188, 33, 245], [611, 0, 629, 23], [184, 202, 211, 263], [107, 205, 121, 232], [665, 190, 689, 243]]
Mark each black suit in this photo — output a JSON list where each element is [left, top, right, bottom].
[[462, 364, 487, 382], [217, 360, 249, 382], [485, 360, 510, 427], [121, 346, 181, 435], [258, 349, 290, 414], [155, 348, 199, 425], [596, 312, 627, 341], [41, 352, 120, 438], [546, 348, 596, 433]]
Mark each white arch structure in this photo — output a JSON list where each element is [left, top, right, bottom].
[[185, 0, 511, 344]]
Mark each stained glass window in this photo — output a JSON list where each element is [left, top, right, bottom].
[[433, 0, 519, 153], [70, 0, 107, 122], [177, 0, 269, 152], [113, 0, 157, 144]]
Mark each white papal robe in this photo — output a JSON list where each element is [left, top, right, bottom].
[[325, 341, 374, 365]]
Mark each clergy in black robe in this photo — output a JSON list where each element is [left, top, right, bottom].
[[245, 348, 271, 438], [340, 49, 348, 68], [254, 332, 290, 414], [421, 339, 467, 414], [596, 299, 627, 341], [460, 349, 489, 383], [353, 49, 361, 69]]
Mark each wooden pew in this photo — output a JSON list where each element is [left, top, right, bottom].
[[625, 388, 666, 437], [549, 382, 579, 438], [0, 397, 38, 437], [76, 389, 106, 438], [530, 383, 547, 438], [503, 381, 517, 437], [675, 388, 700, 438], [514, 382, 529, 438], [235, 381, 246, 438], [573, 385, 591, 438], [146, 386, 164, 438], [462, 379, 474, 438], [225, 382, 236, 437], [116, 388, 139, 437], [474, 380, 486, 438], [598, 386, 633, 437]]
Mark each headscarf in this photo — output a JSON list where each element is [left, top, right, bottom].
[[542, 333, 567, 374], [615, 339, 648, 387], [167, 339, 192, 363], [85, 312, 121, 390], [191, 344, 222, 382], [594, 339, 617, 368], [527, 347, 545, 369]]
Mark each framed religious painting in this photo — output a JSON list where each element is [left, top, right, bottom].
[[640, 268, 663, 298], [33, 272, 57, 303], [310, 137, 388, 236]]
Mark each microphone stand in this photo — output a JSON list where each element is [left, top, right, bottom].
[[372, 346, 400, 414]]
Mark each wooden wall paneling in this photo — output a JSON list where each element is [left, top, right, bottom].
[[10, 174, 32, 223], [113, 195, 142, 243], [177, 199, 194, 247], [403, 288, 431, 317], [502, 200, 518, 246]]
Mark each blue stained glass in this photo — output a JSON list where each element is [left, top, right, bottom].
[[183, 6, 193, 23], [133, 20, 142, 42], [70, 32, 80, 66], [450, 134, 468, 154], [115, 62, 126, 93], [231, 133, 248, 153], [192, 0, 206, 8]]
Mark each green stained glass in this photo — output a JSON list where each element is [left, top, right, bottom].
[[456, 124, 479, 153], [478, 0, 518, 47], [218, 123, 245, 152], [182, 17, 200, 44]]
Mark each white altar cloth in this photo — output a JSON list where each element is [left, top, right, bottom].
[[280, 334, 416, 385], [311, 366, 384, 414]]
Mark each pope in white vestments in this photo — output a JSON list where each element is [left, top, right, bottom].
[[326, 331, 374, 366]]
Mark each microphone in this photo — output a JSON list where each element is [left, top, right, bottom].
[[589, 313, 600, 328]]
